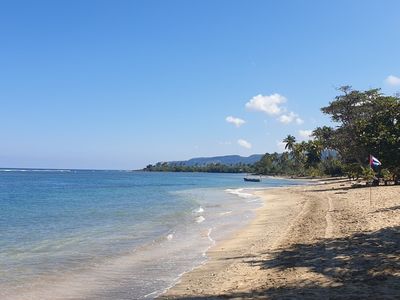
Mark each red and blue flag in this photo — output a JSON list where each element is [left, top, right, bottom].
[[369, 155, 382, 167]]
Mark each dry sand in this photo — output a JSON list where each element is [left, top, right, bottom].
[[160, 179, 400, 299]]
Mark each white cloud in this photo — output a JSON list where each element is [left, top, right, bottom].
[[245, 93, 286, 115], [385, 75, 400, 86], [237, 139, 252, 149], [276, 141, 287, 152], [298, 129, 313, 140], [225, 116, 246, 127], [278, 112, 304, 125]]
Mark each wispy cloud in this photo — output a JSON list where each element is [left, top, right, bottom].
[[278, 112, 304, 125], [245, 93, 286, 116], [225, 116, 246, 127], [237, 139, 252, 149], [385, 75, 400, 86], [298, 129, 313, 140]]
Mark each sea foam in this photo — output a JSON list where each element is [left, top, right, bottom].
[[195, 216, 205, 223], [193, 206, 204, 214], [225, 188, 254, 199]]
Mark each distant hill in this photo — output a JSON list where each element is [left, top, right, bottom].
[[169, 154, 263, 166]]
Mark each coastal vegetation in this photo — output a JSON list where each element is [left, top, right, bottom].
[[145, 87, 400, 182], [143, 162, 254, 173], [254, 87, 400, 181]]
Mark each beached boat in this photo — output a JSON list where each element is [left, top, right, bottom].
[[243, 177, 261, 182]]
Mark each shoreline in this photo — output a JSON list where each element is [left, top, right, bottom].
[[159, 182, 308, 298], [160, 179, 400, 299], [154, 185, 271, 298]]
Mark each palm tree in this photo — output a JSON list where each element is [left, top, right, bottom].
[[283, 135, 296, 152], [292, 142, 307, 175], [312, 126, 333, 150], [304, 140, 323, 167]]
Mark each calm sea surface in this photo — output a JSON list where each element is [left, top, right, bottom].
[[0, 170, 303, 299]]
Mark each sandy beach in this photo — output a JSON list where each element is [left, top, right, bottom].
[[160, 179, 400, 299]]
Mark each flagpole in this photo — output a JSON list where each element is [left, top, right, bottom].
[[368, 154, 382, 206], [369, 154, 372, 206], [369, 184, 372, 206]]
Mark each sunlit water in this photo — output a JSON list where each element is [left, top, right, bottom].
[[0, 170, 303, 299]]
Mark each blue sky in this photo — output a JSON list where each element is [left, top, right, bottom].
[[1, 0, 399, 169]]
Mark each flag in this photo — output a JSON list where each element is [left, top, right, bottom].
[[369, 155, 382, 167]]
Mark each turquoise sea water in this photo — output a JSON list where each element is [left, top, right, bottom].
[[0, 170, 303, 299]]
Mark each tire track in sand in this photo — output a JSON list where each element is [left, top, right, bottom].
[[325, 195, 334, 238]]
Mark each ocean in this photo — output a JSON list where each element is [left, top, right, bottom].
[[0, 169, 303, 299]]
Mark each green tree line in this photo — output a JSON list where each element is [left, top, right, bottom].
[[143, 162, 254, 173]]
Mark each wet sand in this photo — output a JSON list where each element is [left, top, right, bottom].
[[160, 179, 400, 299]]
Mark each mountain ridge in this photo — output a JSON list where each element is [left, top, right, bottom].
[[167, 154, 263, 166]]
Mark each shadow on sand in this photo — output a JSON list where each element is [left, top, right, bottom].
[[165, 226, 400, 299]]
